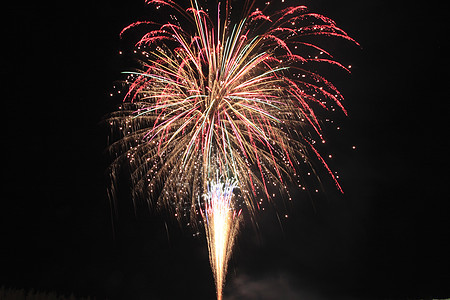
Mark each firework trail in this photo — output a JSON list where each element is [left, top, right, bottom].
[[202, 176, 240, 300], [108, 0, 357, 298]]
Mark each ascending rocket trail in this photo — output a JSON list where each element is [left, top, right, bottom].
[[202, 178, 240, 300]]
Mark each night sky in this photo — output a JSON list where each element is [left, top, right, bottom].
[[2, 0, 449, 299]]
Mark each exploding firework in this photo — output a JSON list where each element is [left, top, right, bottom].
[[107, 0, 357, 298]]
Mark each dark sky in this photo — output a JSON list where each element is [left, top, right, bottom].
[[2, 0, 449, 299]]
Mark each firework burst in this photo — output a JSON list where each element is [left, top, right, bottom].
[[108, 0, 356, 298]]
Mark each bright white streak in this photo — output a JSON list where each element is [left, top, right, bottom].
[[203, 178, 240, 300]]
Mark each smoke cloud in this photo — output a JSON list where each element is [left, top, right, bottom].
[[224, 272, 323, 300]]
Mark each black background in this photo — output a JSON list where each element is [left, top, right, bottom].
[[2, 0, 449, 299]]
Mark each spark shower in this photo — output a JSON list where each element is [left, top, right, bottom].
[[107, 0, 356, 299]]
